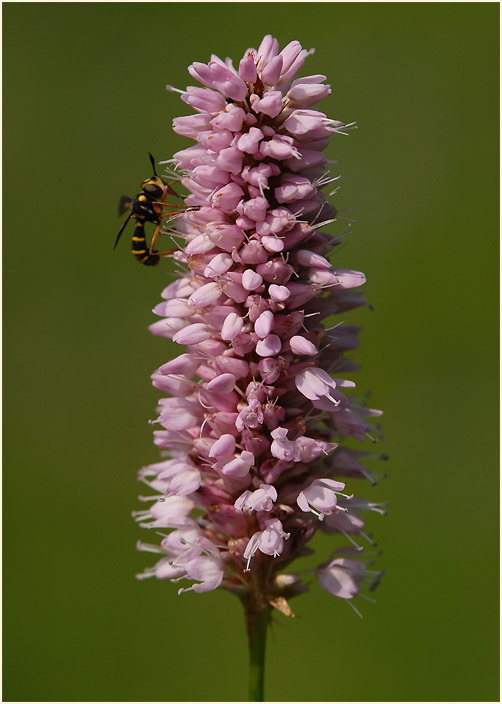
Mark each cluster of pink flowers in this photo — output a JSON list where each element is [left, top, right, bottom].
[[134, 36, 385, 616]]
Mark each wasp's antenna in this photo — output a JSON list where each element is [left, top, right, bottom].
[[149, 152, 157, 177]]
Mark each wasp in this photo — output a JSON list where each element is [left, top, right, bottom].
[[114, 153, 192, 266]]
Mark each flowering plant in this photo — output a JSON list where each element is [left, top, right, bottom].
[[133, 35, 385, 701]]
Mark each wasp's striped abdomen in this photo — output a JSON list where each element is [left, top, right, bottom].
[[131, 221, 159, 266]]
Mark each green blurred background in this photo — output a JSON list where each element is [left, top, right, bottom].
[[3, 3, 499, 701]]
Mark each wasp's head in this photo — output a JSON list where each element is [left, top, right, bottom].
[[140, 175, 166, 200]]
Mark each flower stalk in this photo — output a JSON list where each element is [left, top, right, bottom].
[[245, 602, 270, 702], [133, 34, 386, 699]]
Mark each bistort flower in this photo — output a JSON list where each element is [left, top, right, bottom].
[[134, 35, 385, 632]]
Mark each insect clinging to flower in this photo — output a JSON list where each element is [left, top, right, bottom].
[[114, 152, 196, 266]]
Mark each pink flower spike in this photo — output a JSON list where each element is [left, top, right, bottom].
[[135, 34, 385, 636]]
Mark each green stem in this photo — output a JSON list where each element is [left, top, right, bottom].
[[246, 605, 270, 702]]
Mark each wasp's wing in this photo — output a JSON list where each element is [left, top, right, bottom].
[[118, 195, 132, 216], [114, 213, 132, 250], [166, 183, 181, 198]]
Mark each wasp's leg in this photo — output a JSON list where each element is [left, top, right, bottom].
[[154, 247, 178, 256], [148, 223, 180, 256], [153, 203, 201, 213], [149, 207, 201, 254], [153, 201, 184, 208], [149, 223, 161, 254], [159, 208, 196, 218]]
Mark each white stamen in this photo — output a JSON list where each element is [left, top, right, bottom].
[[326, 394, 340, 407], [309, 507, 324, 521], [136, 541, 166, 554], [165, 84, 186, 95], [359, 593, 377, 605], [131, 510, 150, 519], [197, 389, 215, 410], [341, 530, 363, 551], [361, 531, 378, 547], [335, 215, 357, 224], [311, 218, 337, 230], [346, 599, 363, 619], [199, 416, 210, 438], [334, 121, 357, 136], [136, 569, 156, 580], [309, 204, 326, 226]]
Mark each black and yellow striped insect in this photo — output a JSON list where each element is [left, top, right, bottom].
[[114, 153, 186, 266]]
